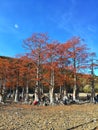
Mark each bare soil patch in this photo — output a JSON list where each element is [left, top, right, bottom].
[[0, 103, 98, 130]]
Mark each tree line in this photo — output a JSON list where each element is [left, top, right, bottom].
[[0, 33, 98, 104]]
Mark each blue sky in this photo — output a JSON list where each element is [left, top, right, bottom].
[[0, 0, 98, 74]]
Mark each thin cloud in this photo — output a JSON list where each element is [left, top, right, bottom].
[[87, 25, 96, 33], [48, 0, 77, 35]]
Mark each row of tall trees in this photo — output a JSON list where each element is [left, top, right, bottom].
[[0, 33, 98, 104]]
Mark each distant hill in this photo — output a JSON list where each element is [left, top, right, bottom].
[[0, 56, 12, 59]]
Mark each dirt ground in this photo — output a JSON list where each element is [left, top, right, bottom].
[[0, 103, 98, 130]]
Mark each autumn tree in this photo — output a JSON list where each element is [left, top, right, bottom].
[[88, 52, 98, 102], [23, 33, 48, 101], [0, 58, 10, 102], [56, 42, 71, 97], [8, 57, 27, 102], [43, 41, 60, 104], [67, 37, 89, 100], [19, 55, 35, 102], [7, 58, 16, 98]]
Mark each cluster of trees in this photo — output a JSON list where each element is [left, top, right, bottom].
[[0, 33, 98, 104]]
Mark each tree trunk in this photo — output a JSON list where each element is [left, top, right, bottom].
[[12, 88, 15, 100], [73, 75, 77, 101], [49, 69, 54, 105], [34, 67, 40, 101], [25, 81, 29, 102], [64, 88, 68, 97], [21, 87, 24, 101], [91, 76, 95, 102], [49, 87, 54, 104], [0, 94, 3, 103], [0, 79, 2, 93], [59, 85, 63, 99], [72, 55, 78, 101], [14, 87, 18, 102], [73, 85, 77, 101], [2, 79, 7, 102], [40, 84, 43, 95], [34, 87, 39, 101], [91, 62, 95, 103]]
